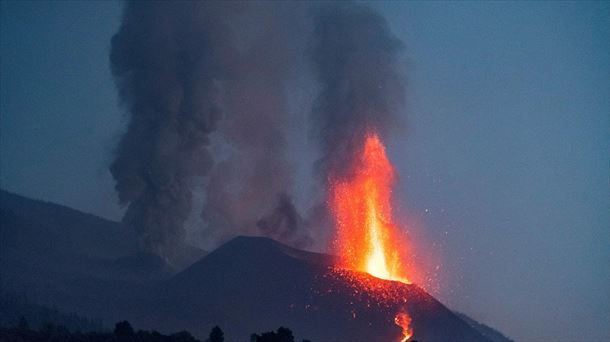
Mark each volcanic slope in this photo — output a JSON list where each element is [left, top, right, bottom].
[[0, 190, 204, 321], [0, 191, 508, 341], [154, 236, 494, 342]]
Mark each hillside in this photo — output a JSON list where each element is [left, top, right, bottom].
[[0, 191, 511, 341], [145, 236, 494, 341], [0, 190, 203, 320]]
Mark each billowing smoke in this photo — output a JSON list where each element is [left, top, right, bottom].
[[309, 3, 406, 181], [201, 2, 311, 248], [109, 1, 311, 260], [109, 1, 236, 261], [256, 192, 312, 248], [109, 2, 403, 260]]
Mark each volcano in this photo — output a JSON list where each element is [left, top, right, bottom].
[[145, 236, 497, 342], [1, 191, 511, 341]]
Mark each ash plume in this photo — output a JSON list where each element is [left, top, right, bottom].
[[201, 2, 312, 248], [309, 3, 406, 181], [109, 1, 236, 261], [256, 192, 312, 248], [110, 2, 312, 259], [108, 2, 402, 259]]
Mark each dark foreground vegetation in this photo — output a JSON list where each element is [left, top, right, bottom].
[[0, 290, 104, 334], [0, 319, 311, 342]]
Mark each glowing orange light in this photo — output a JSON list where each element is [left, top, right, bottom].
[[394, 311, 413, 342], [329, 131, 412, 284], [329, 131, 416, 342]]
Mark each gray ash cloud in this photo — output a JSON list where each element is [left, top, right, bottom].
[[109, 2, 313, 260], [200, 2, 310, 248], [109, 1, 235, 261], [309, 3, 406, 181], [109, 2, 403, 260]]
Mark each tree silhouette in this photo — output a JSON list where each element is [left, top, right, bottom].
[[276, 327, 294, 342], [1, 319, 209, 342], [114, 320, 134, 338], [251, 327, 295, 342], [17, 316, 29, 331], [172, 330, 198, 342], [209, 325, 224, 342]]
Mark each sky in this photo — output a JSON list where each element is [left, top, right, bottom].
[[1, 1, 608, 341]]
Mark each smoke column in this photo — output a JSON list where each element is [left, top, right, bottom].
[[202, 2, 311, 248], [110, 2, 311, 260], [109, 1, 236, 261], [109, 2, 402, 259], [309, 3, 406, 182]]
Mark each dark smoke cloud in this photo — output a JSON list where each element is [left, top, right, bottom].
[[309, 3, 406, 181], [110, 2, 312, 259], [200, 2, 312, 248], [256, 192, 312, 248], [109, 1, 237, 261], [109, 2, 402, 259]]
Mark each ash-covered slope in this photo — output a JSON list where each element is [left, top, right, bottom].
[[0, 190, 137, 259], [150, 236, 497, 342], [455, 312, 513, 342], [0, 192, 508, 341], [0, 190, 204, 321]]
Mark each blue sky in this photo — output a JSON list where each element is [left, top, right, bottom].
[[1, 1, 608, 341]]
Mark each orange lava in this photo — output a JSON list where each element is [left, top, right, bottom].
[[329, 131, 412, 284], [329, 131, 416, 341], [394, 312, 413, 342]]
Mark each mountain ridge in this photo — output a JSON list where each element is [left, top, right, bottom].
[[0, 190, 512, 341], [153, 235, 503, 342]]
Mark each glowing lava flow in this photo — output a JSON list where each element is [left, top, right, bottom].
[[330, 131, 411, 284], [395, 312, 414, 342], [329, 131, 414, 341]]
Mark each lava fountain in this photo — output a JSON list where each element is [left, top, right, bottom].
[[329, 131, 412, 284], [329, 131, 415, 341]]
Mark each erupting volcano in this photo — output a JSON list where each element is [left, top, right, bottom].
[[329, 131, 415, 341], [330, 131, 413, 284]]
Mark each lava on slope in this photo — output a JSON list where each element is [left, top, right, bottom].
[[328, 131, 417, 340]]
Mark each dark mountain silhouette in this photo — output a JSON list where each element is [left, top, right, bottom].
[[0, 190, 204, 317], [0, 190, 136, 259], [455, 312, 512, 342], [140, 236, 498, 341], [0, 190, 511, 341]]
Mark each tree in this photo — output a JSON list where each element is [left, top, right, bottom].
[[172, 330, 197, 342], [251, 327, 295, 342], [209, 325, 224, 342], [276, 327, 294, 342], [114, 320, 134, 337], [41, 322, 56, 337], [258, 331, 276, 342], [17, 316, 29, 331]]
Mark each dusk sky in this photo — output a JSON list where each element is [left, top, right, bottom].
[[1, 1, 608, 341]]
